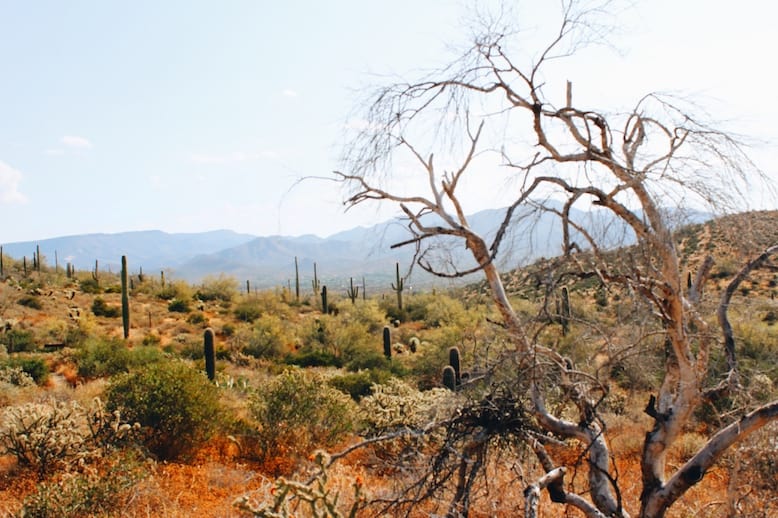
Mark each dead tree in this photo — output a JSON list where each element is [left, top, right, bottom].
[[333, 1, 778, 517]]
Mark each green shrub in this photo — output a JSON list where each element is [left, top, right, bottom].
[[187, 311, 207, 325], [105, 361, 221, 460], [92, 297, 120, 317], [79, 277, 101, 294], [249, 368, 356, 467], [0, 328, 36, 353], [76, 337, 131, 378], [328, 369, 391, 400], [234, 300, 262, 322], [284, 349, 343, 368], [17, 295, 42, 309], [168, 298, 191, 313], [7, 356, 48, 385], [241, 314, 287, 359], [195, 274, 238, 303]]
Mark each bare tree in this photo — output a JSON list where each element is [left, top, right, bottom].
[[333, 1, 778, 517]]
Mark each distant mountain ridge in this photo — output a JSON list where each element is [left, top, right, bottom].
[[2, 206, 711, 290]]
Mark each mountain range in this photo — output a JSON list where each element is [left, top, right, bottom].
[[1, 205, 710, 291]]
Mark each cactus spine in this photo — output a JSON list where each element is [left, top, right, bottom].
[[383, 325, 392, 359], [347, 277, 359, 304], [121, 255, 130, 340], [442, 365, 457, 391], [448, 346, 461, 385], [391, 262, 404, 311], [204, 328, 216, 381], [320, 285, 328, 314]]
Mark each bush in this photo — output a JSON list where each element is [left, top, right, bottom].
[[195, 274, 238, 303], [17, 295, 42, 309], [7, 356, 49, 385], [0, 328, 36, 353], [234, 300, 262, 322], [168, 298, 191, 313], [92, 297, 120, 317], [249, 369, 356, 470], [241, 314, 288, 359], [76, 337, 131, 378], [105, 361, 221, 460], [284, 349, 343, 368], [329, 369, 391, 400], [79, 277, 101, 294]]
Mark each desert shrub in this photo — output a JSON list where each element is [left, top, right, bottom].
[[91, 297, 120, 317], [105, 361, 221, 460], [17, 295, 42, 309], [19, 449, 146, 516], [168, 298, 191, 313], [156, 279, 193, 301], [0, 366, 35, 387], [141, 333, 161, 347], [241, 314, 288, 359], [0, 398, 138, 478], [195, 274, 238, 303], [0, 328, 36, 352], [343, 299, 387, 333], [79, 277, 101, 294], [284, 348, 343, 368], [249, 368, 356, 468], [187, 311, 207, 324], [7, 356, 49, 385], [234, 299, 262, 322], [328, 369, 391, 400], [345, 348, 391, 372], [76, 337, 131, 378]]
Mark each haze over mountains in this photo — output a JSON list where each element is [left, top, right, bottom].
[[2, 205, 709, 290]]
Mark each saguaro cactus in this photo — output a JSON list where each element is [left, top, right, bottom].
[[347, 277, 359, 304], [383, 325, 392, 359], [204, 328, 216, 381], [312, 262, 320, 295], [0, 246, 4, 277], [320, 285, 328, 314], [391, 262, 405, 311], [448, 346, 461, 385], [442, 365, 457, 391], [121, 255, 130, 340], [294, 256, 300, 302]]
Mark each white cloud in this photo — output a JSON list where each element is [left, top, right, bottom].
[[282, 89, 299, 98], [0, 161, 28, 204], [61, 135, 93, 149]]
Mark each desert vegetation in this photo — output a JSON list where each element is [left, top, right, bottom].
[[1, 2, 778, 517]]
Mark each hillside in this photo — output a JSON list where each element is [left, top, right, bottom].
[[0, 210, 775, 517]]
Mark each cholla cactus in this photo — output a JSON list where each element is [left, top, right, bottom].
[[359, 378, 452, 434], [0, 366, 36, 387], [234, 449, 366, 518], [0, 398, 139, 478]]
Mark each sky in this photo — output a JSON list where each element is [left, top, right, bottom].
[[1, 0, 777, 243]]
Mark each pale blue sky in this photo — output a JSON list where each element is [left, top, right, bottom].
[[1, 0, 776, 242]]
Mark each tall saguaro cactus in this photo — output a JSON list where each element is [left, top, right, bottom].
[[320, 285, 328, 315], [121, 255, 130, 339], [294, 256, 300, 302], [312, 262, 320, 295], [347, 277, 359, 304], [383, 325, 392, 360], [391, 262, 404, 311], [204, 328, 216, 381]]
